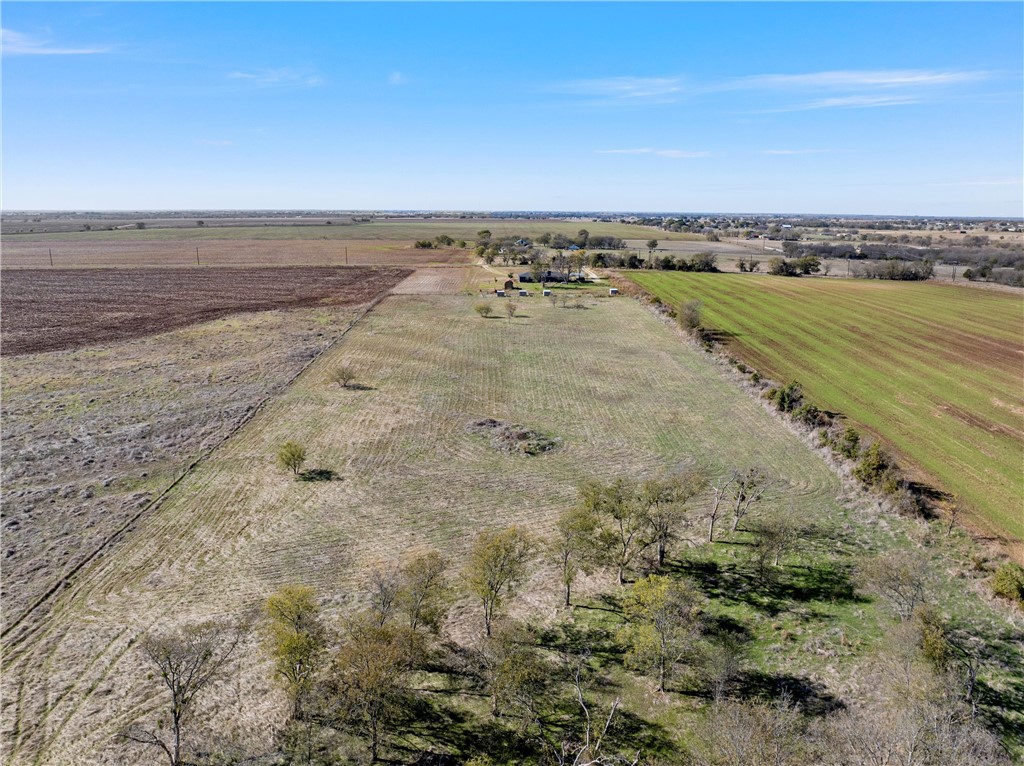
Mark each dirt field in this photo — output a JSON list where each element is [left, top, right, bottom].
[[0, 238, 468, 269], [1, 266, 412, 355], [0, 304, 379, 634]]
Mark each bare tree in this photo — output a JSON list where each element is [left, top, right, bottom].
[[330, 362, 358, 389], [860, 549, 933, 621], [126, 619, 249, 766], [506, 299, 519, 323], [541, 652, 641, 766], [707, 475, 734, 543], [728, 467, 772, 532], [366, 564, 403, 627]]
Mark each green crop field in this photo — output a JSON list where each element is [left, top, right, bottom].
[[627, 272, 1024, 545]]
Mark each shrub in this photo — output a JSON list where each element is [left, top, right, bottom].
[[766, 382, 803, 413], [414, 240, 434, 249], [678, 299, 702, 332], [991, 562, 1024, 604], [853, 442, 891, 487], [330, 363, 358, 388], [473, 303, 493, 318]]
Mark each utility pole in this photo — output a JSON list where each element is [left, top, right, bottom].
[[847, 255, 851, 277], [345, 246, 348, 265], [49, 249, 53, 267], [196, 247, 200, 266], [952, 260, 957, 282]]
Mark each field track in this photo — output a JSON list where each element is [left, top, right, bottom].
[[627, 272, 1024, 546], [2, 283, 845, 763]]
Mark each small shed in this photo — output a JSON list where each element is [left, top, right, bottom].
[[518, 289, 529, 297], [543, 289, 552, 297], [504, 279, 515, 291], [609, 288, 619, 296], [496, 289, 506, 297]]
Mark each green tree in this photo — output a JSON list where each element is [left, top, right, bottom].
[[265, 585, 327, 720], [472, 622, 551, 719], [646, 239, 659, 252], [640, 471, 706, 568], [474, 302, 493, 318], [585, 478, 651, 585], [550, 505, 600, 607], [277, 441, 307, 476], [330, 616, 422, 762], [620, 575, 704, 691], [396, 550, 450, 633], [465, 527, 536, 636]]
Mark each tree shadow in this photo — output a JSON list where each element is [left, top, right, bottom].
[[342, 383, 376, 391], [296, 468, 340, 482], [670, 557, 866, 617], [729, 670, 846, 717]]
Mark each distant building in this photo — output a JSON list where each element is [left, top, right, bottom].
[[519, 270, 567, 283]]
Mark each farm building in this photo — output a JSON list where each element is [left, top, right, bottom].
[[518, 269, 568, 283]]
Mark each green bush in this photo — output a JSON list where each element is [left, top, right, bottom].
[[991, 562, 1024, 604], [853, 442, 891, 487]]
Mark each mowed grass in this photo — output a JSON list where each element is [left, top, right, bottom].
[[628, 272, 1024, 544], [3, 293, 845, 762], [4, 291, 1022, 762]]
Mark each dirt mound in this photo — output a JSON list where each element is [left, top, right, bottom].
[[467, 418, 561, 455]]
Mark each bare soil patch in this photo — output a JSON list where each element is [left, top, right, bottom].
[[1, 266, 411, 355], [0, 305, 364, 633], [0, 237, 469, 269]]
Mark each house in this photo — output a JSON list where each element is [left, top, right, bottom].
[[518, 270, 567, 283]]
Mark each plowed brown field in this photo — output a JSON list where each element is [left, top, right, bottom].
[[1, 267, 412, 355]]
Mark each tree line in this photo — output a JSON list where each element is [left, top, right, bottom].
[[122, 461, 1016, 765]]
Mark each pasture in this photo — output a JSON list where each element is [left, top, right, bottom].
[[4, 287, 1022, 762], [2, 291, 840, 761], [627, 272, 1024, 546]]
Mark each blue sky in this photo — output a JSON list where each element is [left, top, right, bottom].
[[3, 2, 1022, 215]]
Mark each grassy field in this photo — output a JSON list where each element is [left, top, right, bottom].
[[4, 287, 1021, 763], [627, 272, 1024, 546], [1, 291, 837, 761]]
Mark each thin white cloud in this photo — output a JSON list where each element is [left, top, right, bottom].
[[2, 28, 109, 56], [554, 68, 988, 109], [556, 76, 685, 101], [953, 178, 1023, 187], [227, 67, 324, 88], [763, 94, 922, 112], [596, 148, 710, 158], [761, 149, 833, 155], [389, 71, 406, 86], [197, 139, 233, 147], [731, 69, 987, 90]]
